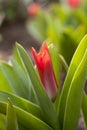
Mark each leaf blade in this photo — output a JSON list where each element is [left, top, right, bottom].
[[58, 35, 87, 128], [0, 91, 44, 121], [63, 49, 87, 130], [0, 101, 53, 130], [16, 43, 59, 130], [6, 99, 19, 130]]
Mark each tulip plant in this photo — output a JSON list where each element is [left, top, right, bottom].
[[27, 0, 87, 64], [0, 35, 87, 130]]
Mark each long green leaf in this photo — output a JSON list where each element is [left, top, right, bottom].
[[54, 54, 68, 110], [13, 46, 26, 73], [0, 91, 44, 121], [58, 54, 68, 72], [0, 113, 6, 130], [11, 58, 38, 104], [48, 43, 60, 86], [0, 67, 13, 93], [58, 35, 87, 129], [16, 43, 59, 130], [13, 49, 39, 104], [0, 102, 53, 130], [63, 49, 87, 130], [1, 62, 28, 99], [82, 92, 87, 129], [6, 99, 19, 130]]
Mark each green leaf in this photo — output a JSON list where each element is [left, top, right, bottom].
[[82, 92, 87, 129], [11, 58, 30, 97], [60, 32, 77, 64], [54, 55, 68, 111], [0, 91, 44, 121], [58, 54, 68, 72], [48, 43, 60, 86], [6, 98, 19, 130], [0, 67, 13, 93], [13, 46, 26, 73], [1, 62, 28, 99], [16, 43, 59, 130], [58, 35, 87, 129], [72, 25, 86, 44], [11, 58, 38, 104], [63, 49, 87, 130], [0, 113, 6, 130], [0, 102, 53, 130], [13, 47, 38, 104]]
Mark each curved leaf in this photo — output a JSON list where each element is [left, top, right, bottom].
[[6, 99, 19, 130], [0, 67, 13, 93], [0, 102, 53, 130], [11, 58, 38, 104], [58, 35, 87, 129], [16, 43, 59, 130], [82, 92, 87, 129], [0, 91, 44, 121], [63, 49, 87, 130], [1, 63, 28, 99], [48, 43, 60, 86]]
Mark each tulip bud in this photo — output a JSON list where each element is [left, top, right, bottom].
[[32, 42, 58, 99]]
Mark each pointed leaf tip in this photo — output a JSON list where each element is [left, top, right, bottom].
[[6, 98, 19, 130]]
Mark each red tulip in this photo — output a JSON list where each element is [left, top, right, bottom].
[[68, 0, 80, 8], [27, 2, 41, 16], [32, 42, 58, 99]]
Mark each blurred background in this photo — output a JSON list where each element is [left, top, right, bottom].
[[0, 0, 87, 63], [0, 0, 59, 60]]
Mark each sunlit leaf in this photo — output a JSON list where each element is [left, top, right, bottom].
[[58, 35, 87, 129], [48, 43, 60, 86], [0, 67, 13, 93], [63, 49, 87, 130]]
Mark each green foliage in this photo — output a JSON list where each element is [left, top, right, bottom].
[[0, 113, 6, 130], [48, 43, 60, 86], [57, 35, 87, 129], [16, 43, 59, 130], [0, 35, 87, 129], [6, 99, 19, 130], [82, 92, 87, 129]]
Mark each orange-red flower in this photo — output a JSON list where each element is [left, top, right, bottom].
[[32, 42, 58, 99], [68, 0, 80, 8], [27, 2, 41, 16]]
